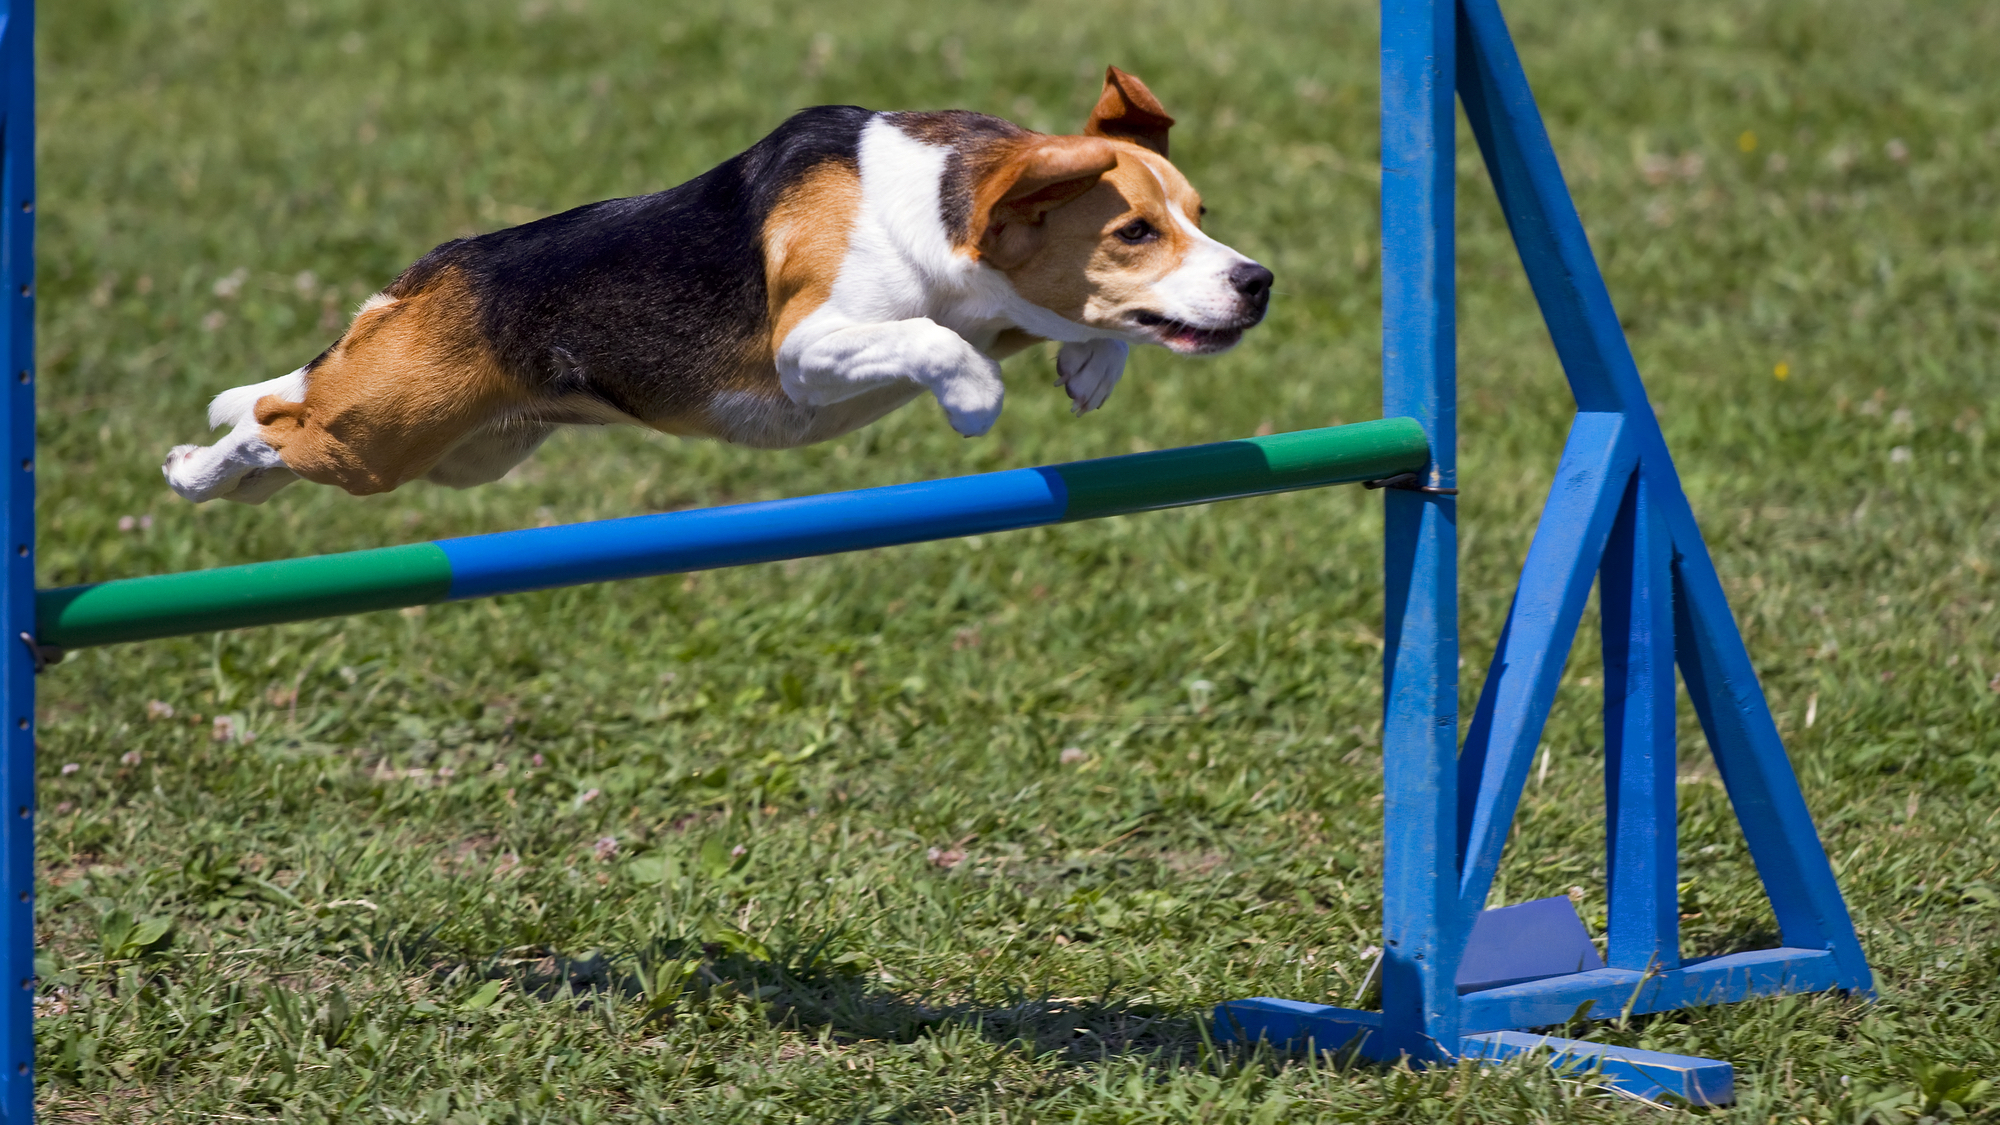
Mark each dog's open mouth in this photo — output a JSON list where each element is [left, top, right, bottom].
[[1130, 311, 1251, 355]]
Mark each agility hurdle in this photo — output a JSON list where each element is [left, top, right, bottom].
[[0, 0, 1872, 1117], [1210, 0, 1872, 1105]]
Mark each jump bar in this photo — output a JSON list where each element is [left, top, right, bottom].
[[36, 419, 1427, 650]]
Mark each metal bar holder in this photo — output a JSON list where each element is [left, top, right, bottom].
[[1215, 0, 1871, 1106]]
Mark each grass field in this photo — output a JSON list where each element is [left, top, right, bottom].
[[28, 0, 2000, 1120]]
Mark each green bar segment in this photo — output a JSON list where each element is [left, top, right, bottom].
[[37, 542, 453, 650], [1054, 417, 1429, 520]]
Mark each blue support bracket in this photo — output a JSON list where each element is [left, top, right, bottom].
[[1214, 998, 1385, 1060], [1455, 412, 1634, 919], [1216, 0, 1872, 1104], [1453, 896, 1602, 993]]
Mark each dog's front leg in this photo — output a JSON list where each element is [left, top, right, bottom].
[[1055, 339, 1128, 415], [782, 319, 1005, 437]]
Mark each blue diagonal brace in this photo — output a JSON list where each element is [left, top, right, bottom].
[[1455, 0, 1650, 417], [1455, 412, 1634, 919]]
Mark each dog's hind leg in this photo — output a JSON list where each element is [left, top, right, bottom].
[[251, 269, 534, 497], [162, 368, 305, 504], [421, 420, 555, 488]]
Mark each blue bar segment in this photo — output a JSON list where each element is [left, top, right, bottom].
[[1220, 996, 1734, 1105], [1458, 947, 1844, 1034], [1213, 999, 1383, 1057], [1672, 559, 1872, 987], [440, 467, 1068, 601], [1456, 0, 1647, 416]]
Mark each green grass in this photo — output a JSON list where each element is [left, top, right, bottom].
[[28, 0, 2000, 1120]]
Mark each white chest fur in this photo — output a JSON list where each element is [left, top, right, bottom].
[[749, 118, 1123, 442]]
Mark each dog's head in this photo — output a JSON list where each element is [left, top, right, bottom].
[[975, 67, 1272, 355]]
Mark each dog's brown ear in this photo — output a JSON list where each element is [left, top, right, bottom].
[[974, 136, 1120, 268], [1084, 66, 1174, 157]]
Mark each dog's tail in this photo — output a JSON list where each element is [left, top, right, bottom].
[[205, 366, 307, 431]]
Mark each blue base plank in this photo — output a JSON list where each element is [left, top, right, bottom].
[[1214, 1000, 1734, 1105], [1460, 1031, 1734, 1105], [1213, 999, 1385, 1057], [1458, 946, 1845, 1032]]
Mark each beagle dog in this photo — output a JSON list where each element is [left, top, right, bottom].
[[163, 67, 1273, 504]]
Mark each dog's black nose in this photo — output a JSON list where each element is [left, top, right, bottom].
[[1230, 262, 1274, 303]]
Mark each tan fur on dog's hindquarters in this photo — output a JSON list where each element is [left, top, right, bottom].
[[165, 66, 1276, 503], [252, 267, 535, 496]]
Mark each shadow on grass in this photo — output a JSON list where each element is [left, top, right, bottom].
[[778, 977, 1206, 1062], [433, 940, 1370, 1121], [467, 937, 1278, 1068], [427, 926, 1797, 1074]]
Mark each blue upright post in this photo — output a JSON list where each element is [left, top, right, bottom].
[[1601, 471, 1679, 972], [0, 1, 33, 1120], [1377, 0, 1462, 1063], [1217, 0, 1870, 1104]]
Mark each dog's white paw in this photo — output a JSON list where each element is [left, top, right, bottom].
[[163, 432, 293, 504], [1056, 338, 1128, 415], [934, 368, 1006, 437], [162, 444, 217, 502]]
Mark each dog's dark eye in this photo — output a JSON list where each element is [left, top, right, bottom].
[[1115, 219, 1158, 244]]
